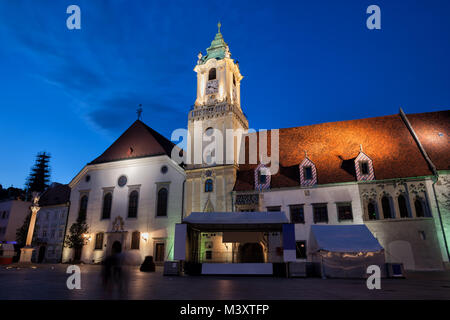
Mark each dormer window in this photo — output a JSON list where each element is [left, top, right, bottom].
[[360, 161, 369, 175], [254, 164, 271, 190], [299, 157, 317, 186], [208, 68, 216, 80], [258, 171, 266, 184], [355, 151, 374, 181], [304, 166, 313, 180]]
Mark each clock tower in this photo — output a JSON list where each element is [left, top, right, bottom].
[[185, 23, 249, 215]]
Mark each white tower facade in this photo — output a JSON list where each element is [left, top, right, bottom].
[[185, 23, 249, 215]]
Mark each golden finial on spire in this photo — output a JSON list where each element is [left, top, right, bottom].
[[217, 21, 221, 33]]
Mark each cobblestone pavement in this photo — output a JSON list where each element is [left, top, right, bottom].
[[0, 264, 449, 300]]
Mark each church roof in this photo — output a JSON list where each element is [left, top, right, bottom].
[[234, 110, 449, 191], [406, 110, 450, 171], [89, 120, 177, 165]]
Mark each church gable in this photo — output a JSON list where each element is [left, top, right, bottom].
[[89, 120, 177, 165]]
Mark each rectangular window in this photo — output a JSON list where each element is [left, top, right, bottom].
[[289, 205, 305, 223], [337, 203, 353, 221], [360, 161, 369, 175], [131, 232, 140, 250], [304, 166, 313, 180], [267, 206, 281, 212], [205, 250, 213, 260], [313, 203, 328, 223], [295, 241, 307, 259], [95, 233, 104, 250]]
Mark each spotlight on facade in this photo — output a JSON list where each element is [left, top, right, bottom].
[[141, 233, 149, 242]]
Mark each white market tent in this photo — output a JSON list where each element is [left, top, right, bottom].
[[309, 225, 385, 278]]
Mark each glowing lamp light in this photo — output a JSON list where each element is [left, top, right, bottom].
[[141, 233, 149, 242], [82, 233, 91, 241]]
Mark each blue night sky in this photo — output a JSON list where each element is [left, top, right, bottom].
[[0, 0, 449, 188]]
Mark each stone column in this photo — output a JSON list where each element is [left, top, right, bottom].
[[19, 194, 40, 263]]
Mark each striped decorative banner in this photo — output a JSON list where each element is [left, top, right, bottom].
[[354, 152, 375, 181], [254, 163, 271, 190], [299, 157, 317, 186]]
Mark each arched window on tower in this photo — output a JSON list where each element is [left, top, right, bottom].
[[102, 193, 112, 220], [128, 190, 139, 218], [78, 195, 88, 220], [157, 188, 168, 217], [381, 195, 393, 219], [398, 194, 409, 218], [205, 179, 213, 192], [209, 68, 216, 80]]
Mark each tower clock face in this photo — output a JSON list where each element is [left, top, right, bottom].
[[206, 79, 218, 94]]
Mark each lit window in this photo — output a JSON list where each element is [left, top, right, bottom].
[[95, 233, 104, 250]]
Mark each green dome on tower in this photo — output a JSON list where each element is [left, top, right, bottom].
[[199, 22, 231, 64]]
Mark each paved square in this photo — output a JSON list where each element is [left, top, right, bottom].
[[0, 264, 449, 300]]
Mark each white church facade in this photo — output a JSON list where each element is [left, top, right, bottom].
[[62, 121, 185, 264]]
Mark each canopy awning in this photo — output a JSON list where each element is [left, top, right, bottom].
[[183, 211, 289, 231], [309, 225, 384, 253]]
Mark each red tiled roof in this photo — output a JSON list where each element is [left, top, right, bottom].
[[406, 110, 450, 171], [89, 120, 177, 165], [39, 183, 71, 206], [235, 111, 448, 191]]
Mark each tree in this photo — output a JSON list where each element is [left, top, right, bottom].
[[26, 152, 51, 196], [16, 213, 31, 248], [64, 216, 89, 262]]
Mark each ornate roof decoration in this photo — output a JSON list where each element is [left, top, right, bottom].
[[198, 22, 231, 64]]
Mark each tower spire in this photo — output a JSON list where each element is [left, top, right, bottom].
[[217, 21, 221, 33]]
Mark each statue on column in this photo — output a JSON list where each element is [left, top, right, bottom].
[[19, 192, 41, 263]]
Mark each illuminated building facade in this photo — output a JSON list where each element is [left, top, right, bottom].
[[62, 24, 449, 273], [62, 121, 185, 264]]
